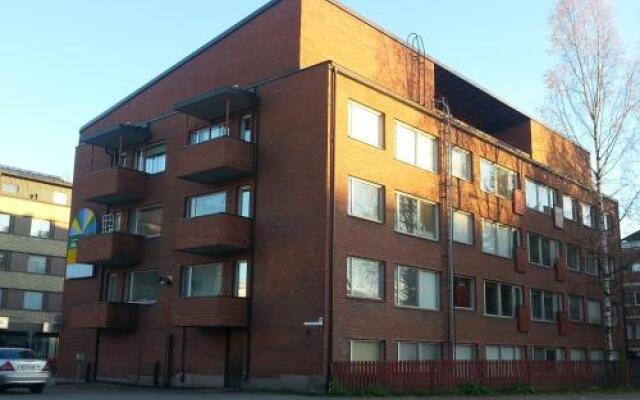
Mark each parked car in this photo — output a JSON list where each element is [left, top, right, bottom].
[[0, 348, 50, 393]]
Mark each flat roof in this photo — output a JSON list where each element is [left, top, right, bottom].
[[0, 164, 71, 188]]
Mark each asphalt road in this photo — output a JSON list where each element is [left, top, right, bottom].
[[2, 384, 640, 399]]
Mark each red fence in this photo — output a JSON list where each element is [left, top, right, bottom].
[[332, 360, 640, 392]]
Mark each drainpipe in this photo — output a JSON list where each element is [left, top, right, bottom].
[[436, 98, 455, 360]]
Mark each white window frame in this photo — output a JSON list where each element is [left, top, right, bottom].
[[533, 347, 564, 361], [234, 260, 248, 298], [350, 340, 384, 362], [130, 205, 163, 238], [485, 345, 524, 361], [125, 270, 158, 304], [525, 179, 557, 214], [1, 182, 18, 194], [53, 192, 68, 205], [563, 194, 577, 221], [581, 202, 593, 227], [348, 100, 383, 148], [23, 291, 44, 311], [237, 186, 252, 218], [634, 292, 640, 306], [394, 121, 438, 172], [347, 257, 383, 300], [453, 210, 473, 245], [348, 177, 384, 223], [480, 159, 516, 199], [395, 192, 439, 240], [587, 299, 602, 324], [30, 218, 51, 239], [26, 255, 47, 274], [453, 275, 475, 310], [566, 244, 581, 271], [585, 252, 599, 276], [454, 344, 477, 360], [527, 233, 560, 268], [187, 192, 226, 219], [482, 220, 518, 259], [397, 341, 442, 361], [181, 263, 223, 298], [240, 114, 253, 143], [530, 289, 563, 322], [483, 281, 522, 318], [451, 146, 471, 181], [568, 295, 584, 322], [569, 349, 587, 361], [394, 265, 440, 311], [189, 123, 228, 145], [0, 213, 10, 233], [136, 143, 166, 174]]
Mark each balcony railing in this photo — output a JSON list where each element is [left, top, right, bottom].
[[174, 213, 251, 255], [76, 167, 147, 205], [69, 302, 139, 330], [175, 137, 253, 183], [76, 232, 143, 266], [170, 296, 248, 327]]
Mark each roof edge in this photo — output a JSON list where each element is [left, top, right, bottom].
[[79, 0, 282, 133]]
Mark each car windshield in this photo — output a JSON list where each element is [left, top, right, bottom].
[[0, 349, 38, 359]]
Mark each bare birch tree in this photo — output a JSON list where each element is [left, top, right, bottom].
[[543, 0, 640, 361]]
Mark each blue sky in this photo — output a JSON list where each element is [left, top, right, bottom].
[[0, 0, 638, 181]]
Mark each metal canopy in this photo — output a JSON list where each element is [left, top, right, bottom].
[[80, 124, 151, 149], [434, 65, 529, 133], [174, 86, 258, 121]]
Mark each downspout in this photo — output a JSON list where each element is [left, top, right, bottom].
[[436, 98, 455, 359], [325, 63, 337, 391]]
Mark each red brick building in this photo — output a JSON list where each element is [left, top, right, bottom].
[[622, 231, 640, 358], [59, 0, 624, 392]]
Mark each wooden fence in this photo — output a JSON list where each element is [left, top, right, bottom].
[[332, 360, 640, 392]]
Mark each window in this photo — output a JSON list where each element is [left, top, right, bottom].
[[589, 349, 604, 361], [235, 260, 248, 298], [347, 257, 383, 299], [634, 292, 640, 306], [485, 345, 524, 361], [350, 340, 383, 361], [570, 349, 586, 361], [526, 180, 557, 214], [105, 273, 119, 302], [23, 291, 44, 310], [0, 250, 9, 269], [240, 114, 253, 142], [395, 193, 438, 240], [587, 299, 602, 324], [527, 233, 560, 268], [136, 143, 166, 174], [530, 289, 562, 322], [348, 101, 383, 148], [453, 211, 473, 244], [454, 344, 476, 360], [568, 295, 583, 322], [27, 255, 47, 274], [585, 252, 598, 275], [182, 264, 223, 298], [563, 195, 577, 220], [238, 186, 251, 218], [1, 182, 18, 194], [190, 123, 227, 144], [484, 281, 522, 317], [30, 218, 51, 238], [125, 271, 158, 303], [348, 178, 383, 222], [581, 203, 592, 227], [566, 244, 581, 271], [130, 206, 162, 238], [632, 262, 640, 272], [0, 213, 10, 233], [533, 347, 564, 361], [611, 350, 621, 361], [53, 192, 68, 205], [395, 266, 439, 310], [454, 276, 474, 309], [627, 324, 640, 340], [480, 159, 516, 199], [398, 342, 441, 361], [187, 192, 226, 218], [101, 212, 123, 234], [482, 220, 519, 258], [395, 122, 438, 172], [451, 147, 471, 180]]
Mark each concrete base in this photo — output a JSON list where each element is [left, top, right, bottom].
[[244, 374, 326, 393], [171, 374, 224, 388]]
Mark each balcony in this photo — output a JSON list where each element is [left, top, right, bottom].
[[69, 302, 138, 330], [76, 232, 143, 266], [175, 137, 253, 183], [77, 167, 147, 205], [175, 213, 251, 255], [170, 297, 248, 327]]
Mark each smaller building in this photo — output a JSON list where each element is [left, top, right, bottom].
[[622, 231, 640, 358], [0, 165, 71, 358]]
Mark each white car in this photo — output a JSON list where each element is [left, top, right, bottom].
[[0, 348, 50, 394]]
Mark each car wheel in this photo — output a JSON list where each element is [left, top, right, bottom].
[[29, 384, 46, 394]]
